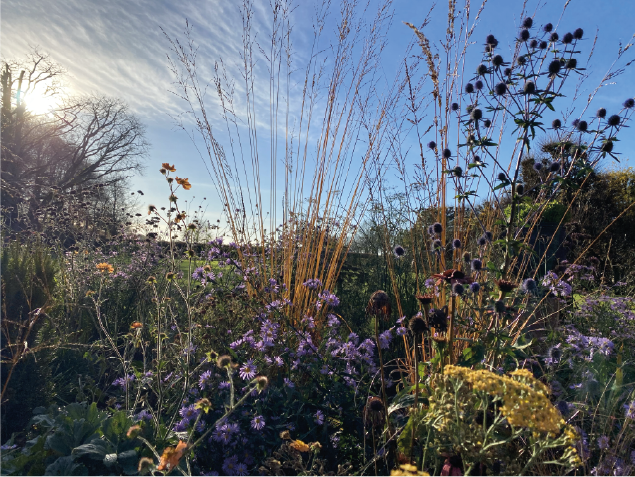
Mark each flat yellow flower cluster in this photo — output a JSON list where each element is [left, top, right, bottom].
[[444, 365, 565, 433], [390, 464, 430, 477]]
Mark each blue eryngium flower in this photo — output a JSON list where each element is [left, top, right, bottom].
[[469, 282, 480, 294], [522, 278, 537, 293], [393, 245, 406, 258], [432, 222, 443, 234]]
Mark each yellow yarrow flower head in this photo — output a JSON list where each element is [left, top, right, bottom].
[[96, 263, 114, 274]]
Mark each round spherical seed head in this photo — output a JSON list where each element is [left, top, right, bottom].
[[495, 83, 507, 96], [465, 83, 474, 94], [522, 277, 537, 292], [477, 235, 487, 246], [517, 56, 527, 66], [573, 28, 584, 40], [519, 29, 530, 41], [486, 34, 497, 45], [427, 140, 437, 150], [368, 396, 384, 412], [432, 222, 443, 234], [549, 162, 561, 173], [393, 245, 406, 257], [516, 184, 525, 195], [409, 315, 428, 334], [576, 120, 588, 132], [217, 355, 232, 368], [367, 290, 391, 316], [543, 23, 553, 33], [607, 115, 621, 127], [550, 32, 559, 42], [551, 119, 562, 129], [452, 238, 461, 249], [492, 55, 504, 67], [471, 258, 483, 271], [530, 39, 538, 49], [548, 59, 561, 76], [522, 17, 533, 29], [475, 80, 484, 90], [483, 119, 492, 128], [443, 148, 452, 159], [562, 32, 574, 44], [432, 239, 443, 250], [452, 166, 463, 178], [494, 300, 507, 313], [476, 64, 488, 76], [597, 108, 607, 118], [452, 283, 465, 296], [470, 108, 483, 121], [539, 40, 548, 49], [463, 251, 471, 262], [469, 282, 480, 293], [451, 102, 459, 111], [566, 58, 577, 69], [523, 81, 536, 95], [624, 98, 635, 109], [601, 140, 614, 153]]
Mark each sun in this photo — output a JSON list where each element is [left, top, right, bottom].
[[22, 89, 59, 116]]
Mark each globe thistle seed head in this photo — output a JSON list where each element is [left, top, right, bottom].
[[483, 119, 492, 128], [572, 118, 580, 128], [492, 55, 504, 67], [522, 278, 537, 292], [475, 80, 484, 90], [530, 39, 538, 49], [452, 283, 465, 296], [550, 32, 559, 42], [451, 102, 459, 111], [477, 64, 488, 76], [494, 300, 507, 313], [523, 81, 536, 95], [393, 245, 406, 258], [548, 59, 561, 76], [432, 222, 443, 234], [517, 56, 527, 66], [484, 231, 493, 242], [601, 140, 614, 153], [562, 32, 574, 44], [486, 34, 497, 45], [495, 83, 507, 96], [443, 148, 452, 158], [452, 238, 462, 249], [427, 225, 435, 236], [427, 140, 437, 150], [432, 239, 443, 250], [548, 346, 562, 362], [367, 290, 391, 316], [539, 40, 548, 50], [573, 28, 584, 40], [516, 184, 525, 195], [624, 98, 635, 109], [465, 83, 474, 94], [566, 58, 577, 69], [551, 119, 562, 129], [409, 315, 428, 334], [549, 162, 561, 173], [533, 162, 544, 173], [470, 108, 483, 121], [576, 120, 588, 132], [522, 17, 533, 29], [497, 172, 507, 182], [470, 282, 481, 294], [519, 29, 530, 41], [505, 68, 513, 77], [463, 251, 471, 262], [452, 166, 463, 178], [471, 259, 483, 271], [596, 108, 607, 118], [607, 114, 621, 127], [477, 235, 488, 246]]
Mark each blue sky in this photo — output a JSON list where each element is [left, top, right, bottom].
[[2, 0, 634, 228]]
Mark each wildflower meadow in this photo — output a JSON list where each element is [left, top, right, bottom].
[[1, 0, 635, 475]]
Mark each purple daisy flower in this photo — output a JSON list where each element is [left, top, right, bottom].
[[251, 415, 265, 430], [239, 359, 257, 380]]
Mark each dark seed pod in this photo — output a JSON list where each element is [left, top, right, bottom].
[[562, 32, 574, 44], [596, 108, 607, 118], [486, 34, 498, 45], [483, 119, 492, 128], [549, 162, 561, 173], [451, 102, 459, 111], [452, 283, 465, 296], [539, 40, 548, 50], [428, 140, 437, 149], [470, 108, 483, 121], [548, 59, 561, 76], [494, 300, 507, 313], [504, 67, 512, 76], [519, 29, 530, 41], [601, 141, 614, 153], [497, 172, 507, 182], [495, 83, 507, 95], [550, 32, 559, 42], [477, 64, 488, 76], [523, 81, 536, 95], [607, 115, 621, 127], [552, 119, 562, 129], [475, 80, 484, 90], [566, 58, 577, 69], [471, 259, 483, 271], [543, 23, 553, 33], [522, 17, 533, 29], [576, 120, 588, 132], [533, 162, 543, 172], [409, 315, 428, 334], [465, 83, 474, 94], [432, 222, 443, 234], [452, 166, 463, 178], [624, 98, 635, 109], [573, 28, 584, 40], [530, 39, 538, 49], [463, 251, 471, 262], [443, 148, 452, 158], [492, 55, 504, 67], [516, 184, 524, 195]]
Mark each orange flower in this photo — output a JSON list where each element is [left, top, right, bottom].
[[175, 212, 186, 224], [157, 440, 188, 472], [290, 440, 310, 452], [175, 177, 192, 190], [162, 163, 176, 172], [130, 322, 143, 329], [96, 263, 114, 274]]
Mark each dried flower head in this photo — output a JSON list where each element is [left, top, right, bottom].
[[452, 238, 461, 249], [492, 55, 504, 67], [539, 40, 548, 49], [477, 235, 488, 246], [96, 262, 114, 274], [486, 34, 497, 45], [522, 17, 533, 29], [469, 282, 481, 294], [543, 23, 553, 33], [483, 119, 492, 128], [607, 114, 621, 127], [416, 294, 435, 305], [427, 140, 437, 149], [451, 102, 459, 111], [522, 278, 537, 293], [523, 81, 536, 95], [519, 29, 530, 41], [443, 148, 452, 158], [465, 83, 474, 94], [497, 172, 507, 182], [470, 108, 482, 121], [550, 32, 559, 42], [432, 239, 443, 250], [471, 259, 483, 271], [429, 306, 449, 331], [566, 58, 577, 70], [494, 300, 507, 313], [432, 222, 443, 234], [175, 177, 192, 190], [409, 315, 428, 334], [597, 108, 607, 118], [548, 59, 561, 76], [562, 32, 574, 44], [516, 184, 524, 195], [551, 119, 562, 129], [549, 162, 561, 173], [624, 98, 635, 109], [573, 28, 584, 39], [530, 39, 538, 49], [476, 64, 488, 76], [452, 283, 465, 296], [475, 80, 484, 90], [494, 83, 507, 96], [367, 290, 391, 316], [393, 245, 406, 258], [255, 375, 269, 391], [462, 251, 471, 262], [451, 166, 463, 178], [162, 163, 176, 172], [217, 355, 233, 368], [601, 140, 614, 153], [496, 279, 518, 295]]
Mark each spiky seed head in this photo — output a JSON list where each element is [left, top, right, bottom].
[[576, 120, 587, 132], [496, 279, 518, 294], [452, 283, 465, 296], [470, 108, 483, 121], [607, 115, 621, 127], [476, 64, 488, 76], [497, 172, 507, 182], [601, 141, 614, 153], [551, 119, 562, 129], [469, 282, 481, 294], [597, 108, 607, 118], [409, 315, 428, 334], [477, 235, 487, 246], [443, 148, 452, 158], [504, 67, 513, 77], [494, 300, 507, 313], [475, 80, 484, 90], [452, 166, 463, 178], [522, 17, 533, 28], [624, 98, 635, 109], [484, 231, 493, 242], [550, 32, 559, 42], [517, 56, 527, 66], [495, 83, 507, 95], [516, 184, 525, 195], [519, 29, 530, 41], [393, 245, 406, 258], [368, 396, 384, 412], [471, 259, 483, 271], [543, 23, 553, 33], [367, 290, 391, 316], [465, 83, 474, 94], [549, 162, 561, 173], [562, 32, 574, 44], [523, 81, 536, 95], [566, 58, 577, 69], [452, 239, 461, 249], [427, 140, 437, 149], [492, 55, 504, 67], [432, 239, 443, 250], [432, 222, 443, 234], [530, 39, 538, 48], [548, 60, 561, 76], [451, 102, 459, 111], [522, 278, 537, 292], [483, 119, 492, 128], [486, 34, 497, 45], [573, 28, 584, 40], [217, 355, 232, 368], [539, 40, 548, 49]]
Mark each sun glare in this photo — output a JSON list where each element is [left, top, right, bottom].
[[23, 90, 58, 116]]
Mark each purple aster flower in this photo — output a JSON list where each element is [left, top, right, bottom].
[[112, 374, 135, 389], [284, 378, 295, 388], [222, 455, 239, 475], [136, 410, 152, 421], [199, 370, 212, 389], [378, 329, 393, 349], [624, 400, 635, 420], [251, 415, 265, 430], [180, 404, 200, 422], [219, 381, 231, 390], [597, 435, 610, 450], [239, 360, 257, 380], [315, 410, 325, 425], [303, 278, 323, 290], [235, 463, 248, 476], [274, 356, 284, 367]]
